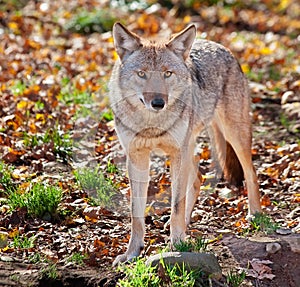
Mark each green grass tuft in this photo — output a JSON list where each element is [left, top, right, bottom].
[[250, 213, 279, 234], [174, 236, 208, 253], [6, 183, 63, 219], [74, 165, 117, 208], [226, 269, 246, 287]]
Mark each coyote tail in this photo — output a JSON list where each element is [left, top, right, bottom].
[[223, 142, 244, 186], [212, 125, 244, 187]]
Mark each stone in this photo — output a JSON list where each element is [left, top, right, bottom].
[[276, 228, 292, 235], [266, 242, 281, 254], [146, 252, 222, 280]]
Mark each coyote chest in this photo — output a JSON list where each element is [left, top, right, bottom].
[[115, 106, 192, 151]]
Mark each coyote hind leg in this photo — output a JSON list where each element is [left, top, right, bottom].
[[212, 120, 262, 215]]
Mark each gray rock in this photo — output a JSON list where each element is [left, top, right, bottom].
[[266, 242, 281, 254], [146, 252, 222, 280]]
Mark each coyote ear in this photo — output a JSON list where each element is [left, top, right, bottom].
[[113, 22, 141, 60], [166, 24, 196, 60]]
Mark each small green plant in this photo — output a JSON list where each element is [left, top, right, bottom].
[[12, 235, 35, 249], [106, 160, 118, 174], [27, 183, 63, 219], [74, 165, 117, 207], [34, 100, 45, 110], [268, 65, 281, 81], [118, 258, 160, 287], [245, 69, 264, 82], [65, 9, 116, 34], [23, 124, 72, 160], [9, 274, 20, 282], [59, 86, 93, 105], [250, 213, 279, 234], [118, 257, 201, 287], [226, 269, 246, 287], [10, 80, 26, 95], [0, 161, 16, 192], [29, 252, 44, 264], [67, 252, 87, 265], [193, 236, 209, 252], [40, 263, 58, 280], [101, 109, 114, 122], [174, 240, 194, 252], [174, 236, 208, 252], [7, 183, 63, 219], [73, 105, 93, 119], [163, 261, 199, 287], [0, 0, 27, 11]]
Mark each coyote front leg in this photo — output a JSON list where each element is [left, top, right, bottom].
[[170, 149, 190, 246], [185, 154, 201, 226], [113, 149, 150, 266]]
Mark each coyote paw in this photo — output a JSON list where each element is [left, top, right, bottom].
[[112, 253, 129, 267], [112, 246, 144, 267]]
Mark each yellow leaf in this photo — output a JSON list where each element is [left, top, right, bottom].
[[145, 205, 155, 215], [112, 50, 118, 61], [17, 100, 28, 109], [241, 63, 250, 74], [183, 15, 191, 24], [107, 36, 114, 43], [36, 113, 46, 124], [8, 22, 18, 31], [9, 228, 19, 238], [260, 47, 272, 55]]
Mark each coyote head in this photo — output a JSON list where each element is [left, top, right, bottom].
[[112, 22, 196, 112]]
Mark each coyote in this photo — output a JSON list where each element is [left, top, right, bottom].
[[109, 22, 261, 265]]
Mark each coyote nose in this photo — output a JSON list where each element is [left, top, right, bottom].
[[151, 98, 165, 110]]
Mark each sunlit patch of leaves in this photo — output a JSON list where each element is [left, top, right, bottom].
[[65, 9, 116, 34], [6, 183, 63, 220], [74, 165, 117, 208]]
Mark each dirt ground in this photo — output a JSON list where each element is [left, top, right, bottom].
[[0, 233, 299, 287]]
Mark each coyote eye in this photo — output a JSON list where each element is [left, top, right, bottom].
[[164, 71, 173, 78], [137, 71, 146, 79]]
